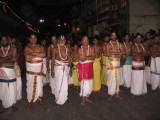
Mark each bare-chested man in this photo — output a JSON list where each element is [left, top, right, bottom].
[[106, 31, 125, 101], [92, 37, 102, 92], [77, 36, 94, 105], [10, 36, 24, 103], [143, 32, 153, 84], [24, 33, 46, 110], [47, 35, 57, 96], [0, 35, 18, 113], [101, 34, 110, 86], [71, 43, 80, 93], [131, 33, 148, 97], [41, 39, 49, 86], [149, 35, 160, 95], [122, 34, 132, 89], [51, 35, 72, 108], [143, 32, 153, 49]]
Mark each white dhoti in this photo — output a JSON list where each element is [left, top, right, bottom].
[[119, 67, 124, 86], [123, 65, 132, 88], [26, 57, 44, 103], [150, 57, 160, 90], [145, 66, 151, 84], [16, 76, 22, 100], [77, 60, 93, 97], [49, 60, 55, 95], [68, 68, 74, 86], [0, 66, 17, 108], [54, 60, 69, 105], [131, 58, 147, 95], [107, 57, 121, 95], [42, 58, 49, 85]]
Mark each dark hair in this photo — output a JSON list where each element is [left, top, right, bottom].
[[153, 34, 159, 39], [71, 42, 78, 48], [146, 32, 151, 36], [0, 34, 8, 41], [110, 31, 117, 36], [40, 39, 46, 42], [123, 33, 131, 38], [58, 34, 66, 40], [136, 33, 143, 39], [50, 34, 57, 39], [93, 35, 100, 41], [29, 32, 38, 38], [102, 34, 110, 39]]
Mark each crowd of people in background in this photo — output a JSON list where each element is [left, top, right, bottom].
[[0, 29, 160, 113]]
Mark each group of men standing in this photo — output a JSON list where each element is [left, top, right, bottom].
[[0, 31, 159, 113]]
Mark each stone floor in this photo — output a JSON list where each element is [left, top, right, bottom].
[[0, 80, 160, 120]]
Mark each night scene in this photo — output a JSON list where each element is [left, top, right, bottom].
[[0, 0, 160, 120]]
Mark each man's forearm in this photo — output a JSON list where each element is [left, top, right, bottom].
[[7, 57, 17, 63], [31, 52, 46, 58]]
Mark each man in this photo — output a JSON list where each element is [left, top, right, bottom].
[[131, 33, 148, 97], [24, 33, 46, 110], [106, 32, 125, 101], [0, 35, 18, 113], [92, 37, 101, 92], [10, 36, 24, 102], [66, 36, 74, 87], [71, 43, 80, 93], [143, 32, 153, 48], [77, 36, 94, 105], [143, 32, 153, 84], [122, 34, 132, 88], [150, 35, 160, 95], [101, 34, 110, 86], [41, 39, 49, 86], [51, 35, 72, 108], [47, 35, 57, 96]]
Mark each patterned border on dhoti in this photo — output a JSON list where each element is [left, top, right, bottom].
[[107, 57, 120, 94], [132, 57, 145, 70]]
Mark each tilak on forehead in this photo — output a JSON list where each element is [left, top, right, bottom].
[[60, 35, 65, 40]]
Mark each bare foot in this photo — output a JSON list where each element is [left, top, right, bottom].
[[153, 92, 157, 96], [81, 101, 85, 105], [108, 95, 113, 101], [86, 98, 93, 103], [142, 94, 147, 97], [12, 105, 18, 112], [56, 104, 59, 108], [51, 94, 55, 98], [26, 102, 32, 110], [0, 108, 8, 114], [76, 87, 79, 94], [115, 94, 123, 100], [131, 95, 135, 99], [17, 98, 24, 103], [65, 100, 71, 104], [39, 100, 46, 106]]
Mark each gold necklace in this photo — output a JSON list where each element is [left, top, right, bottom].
[[124, 42, 131, 51], [58, 44, 68, 61], [1, 45, 10, 57], [81, 45, 90, 56], [110, 41, 120, 52], [135, 43, 145, 53]]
